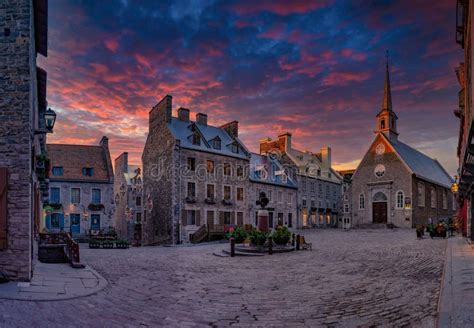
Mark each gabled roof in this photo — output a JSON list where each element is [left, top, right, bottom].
[[168, 117, 249, 159], [380, 133, 453, 188], [47, 144, 113, 183], [249, 153, 297, 188], [285, 148, 342, 183]]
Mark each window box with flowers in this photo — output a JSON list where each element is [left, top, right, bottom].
[[186, 196, 196, 204], [88, 203, 105, 211]]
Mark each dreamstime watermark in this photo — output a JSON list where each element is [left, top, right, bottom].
[[145, 150, 324, 183]]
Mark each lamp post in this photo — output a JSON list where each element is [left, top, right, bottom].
[[35, 107, 57, 135]]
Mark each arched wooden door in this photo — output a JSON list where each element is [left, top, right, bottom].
[[372, 192, 388, 224]]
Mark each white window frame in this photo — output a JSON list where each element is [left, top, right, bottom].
[[236, 187, 244, 202], [344, 204, 349, 213], [396, 190, 404, 209], [70, 187, 81, 205], [359, 194, 365, 210], [187, 181, 197, 198], [50, 187, 61, 203], [431, 187, 436, 209], [206, 183, 215, 200], [91, 188, 102, 204], [418, 182, 425, 207], [223, 185, 232, 201], [344, 194, 349, 201]]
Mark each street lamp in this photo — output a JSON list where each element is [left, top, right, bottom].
[[451, 175, 459, 194], [35, 107, 57, 134]]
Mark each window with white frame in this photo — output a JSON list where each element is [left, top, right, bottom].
[[344, 204, 349, 213], [236, 187, 244, 202], [278, 191, 282, 203], [91, 188, 101, 204], [287, 192, 292, 204], [224, 186, 232, 200], [431, 187, 436, 208], [310, 197, 315, 207], [396, 191, 404, 209], [50, 187, 60, 203], [187, 182, 196, 198], [359, 194, 365, 210], [443, 190, 448, 209], [344, 194, 349, 201], [71, 188, 81, 204], [302, 197, 307, 206], [418, 182, 425, 207], [206, 184, 215, 199]]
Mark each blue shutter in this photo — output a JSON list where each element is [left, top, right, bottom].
[[59, 213, 64, 230], [45, 215, 51, 229]]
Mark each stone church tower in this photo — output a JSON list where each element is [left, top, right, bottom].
[[349, 59, 455, 228]]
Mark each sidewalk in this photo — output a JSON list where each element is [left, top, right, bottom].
[[438, 236, 474, 327], [0, 262, 107, 301]]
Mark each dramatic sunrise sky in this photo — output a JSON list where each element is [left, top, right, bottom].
[[40, 0, 462, 175]]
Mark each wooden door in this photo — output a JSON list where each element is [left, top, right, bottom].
[[207, 211, 214, 229], [373, 202, 387, 224]]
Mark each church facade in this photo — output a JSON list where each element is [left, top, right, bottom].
[[350, 62, 456, 228]]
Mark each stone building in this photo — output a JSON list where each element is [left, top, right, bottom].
[[338, 169, 355, 229], [249, 153, 298, 228], [46, 137, 115, 237], [350, 61, 455, 228], [142, 95, 250, 245], [454, 0, 473, 238], [113, 152, 142, 245], [0, 0, 49, 280], [259, 133, 342, 228]]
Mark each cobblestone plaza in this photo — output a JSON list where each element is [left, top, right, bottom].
[[0, 229, 445, 327]]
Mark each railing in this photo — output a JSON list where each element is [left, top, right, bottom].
[[39, 232, 83, 268], [190, 225, 208, 243]]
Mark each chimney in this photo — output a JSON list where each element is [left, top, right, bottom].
[[114, 152, 128, 175], [278, 132, 292, 151], [220, 121, 238, 138], [100, 136, 114, 183], [100, 136, 109, 148], [196, 113, 208, 126], [150, 95, 172, 131], [320, 146, 332, 168], [177, 107, 190, 122]]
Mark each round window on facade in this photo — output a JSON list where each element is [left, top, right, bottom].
[[374, 164, 385, 178]]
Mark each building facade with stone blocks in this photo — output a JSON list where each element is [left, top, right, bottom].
[[142, 95, 251, 245], [46, 137, 115, 237], [113, 152, 142, 245], [259, 133, 343, 229], [350, 61, 455, 228], [338, 170, 355, 229], [249, 153, 298, 229], [0, 0, 49, 281]]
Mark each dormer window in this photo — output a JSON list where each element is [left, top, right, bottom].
[[212, 138, 221, 150], [231, 144, 239, 154], [192, 133, 200, 145], [52, 166, 63, 176], [82, 167, 94, 176]]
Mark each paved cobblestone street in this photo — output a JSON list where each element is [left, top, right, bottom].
[[0, 229, 445, 327]]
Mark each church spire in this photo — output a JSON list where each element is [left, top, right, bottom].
[[375, 51, 398, 141], [382, 50, 392, 112]]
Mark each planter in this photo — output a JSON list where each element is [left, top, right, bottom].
[[102, 241, 114, 249], [89, 240, 101, 249], [88, 203, 105, 211], [115, 241, 129, 249]]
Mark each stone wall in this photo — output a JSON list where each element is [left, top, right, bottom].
[[142, 96, 175, 245], [412, 177, 456, 225], [0, 0, 38, 280]]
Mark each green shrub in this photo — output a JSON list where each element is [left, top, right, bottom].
[[226, 227, 248, 243], [272, 225, 292, 245], [249, 229, 269, 246]]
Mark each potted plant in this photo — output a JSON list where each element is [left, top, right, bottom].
[[249, 229, 268, 247], [415, 225, 425, 239], [226, 227, 248, 243], [272, 225, 292, 245]]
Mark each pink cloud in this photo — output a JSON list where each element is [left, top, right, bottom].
[[322, 71, 371, 86], [230, 0, 332, 15], [104, 38, 120, 53], [341, 48, 367, 61]]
